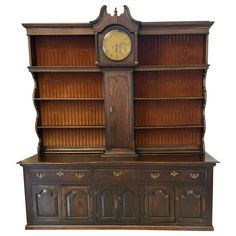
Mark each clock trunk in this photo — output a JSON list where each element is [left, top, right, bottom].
[[103, 70, 136, 157]]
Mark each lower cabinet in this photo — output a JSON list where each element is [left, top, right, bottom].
[[31, 184, 207, 225], [96, 185, 139, 224], [27, 164, 212, 229]]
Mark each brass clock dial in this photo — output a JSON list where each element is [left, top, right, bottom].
[[102, 29, 132, 61]]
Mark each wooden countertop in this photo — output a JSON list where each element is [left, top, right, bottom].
[[18, 152, 218, 167]]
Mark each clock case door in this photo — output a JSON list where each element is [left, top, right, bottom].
[[103, 69, 136, 157]]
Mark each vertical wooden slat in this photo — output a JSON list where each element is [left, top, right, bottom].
[[138, 34, 206, 65], [135, 100, 202, 126], [43, 129, 105, 147], [38, 73, 104, 98], [135, 128, 202, 146], [35, 35, 96, 66], [40, 101, 105, 126], [134, 70, 203, 98]]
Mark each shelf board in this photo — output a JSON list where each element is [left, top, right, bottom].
[[135, 125, 204, 129], [136, 145, 203, 154], [43, 147, 105, 154], [135, 64, 209, 72], [34, 98, 104, 101], [28, 66, 101, 73], [28, 65, 209, 72], [37, 126, 105, 129], [134, 97, 204, 101]]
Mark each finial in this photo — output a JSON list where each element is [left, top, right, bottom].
[[114, 7, 118, 16]]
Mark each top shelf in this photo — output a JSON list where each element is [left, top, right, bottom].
[[28, 65, 209, 73], [23, 21, 214, 36]]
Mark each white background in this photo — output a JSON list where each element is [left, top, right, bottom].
[[0, 0, 235, 235]]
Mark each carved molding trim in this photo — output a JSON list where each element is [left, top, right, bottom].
[[32, 73, 43, 154], [91, 5, 140, 33]]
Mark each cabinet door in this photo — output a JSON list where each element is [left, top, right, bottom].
[[96, 186, 118, 223], [118, 186, 139, 223], [62, 186, 93, 224], [175, 186, 206, 223], [143, 186, 174, 223], [32, 185, 61, 222]]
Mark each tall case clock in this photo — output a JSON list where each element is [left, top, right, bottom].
[[91, 6, 140, 157]]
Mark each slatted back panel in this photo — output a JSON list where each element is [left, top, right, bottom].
[[134, 68, 205, 150], [40, 101, 105, 126], [35, 36, 96, 66], [135, 128, 202, 146], [135, 100, 202, 126], [134, 70, 203, 98], [43, 129, 105, 147], [38, 73, 104, 98], [138, 35, 206, 65]]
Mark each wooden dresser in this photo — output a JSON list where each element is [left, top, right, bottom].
[[19, 5, 218, 230]]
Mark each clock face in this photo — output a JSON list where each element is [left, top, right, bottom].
[[102, 29, 132, 61]]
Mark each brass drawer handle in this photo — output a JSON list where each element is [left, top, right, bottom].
[[189, 173, 200, 179], [75, 172, 85, 179], [56, 171, 64, 177], [150, 172, 160, 179], [113, 170, 122, 177], [36, 172, 46, 179], [170, 170, 179, 177]]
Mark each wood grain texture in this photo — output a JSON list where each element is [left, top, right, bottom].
[[43, 128, 105, 147], [134, 70, 203, 98], [40, 101, 105, 126], [138, 35, 206, 65], [35, 36, 96, 66], [135, 128, 202, 146], [103, 71, 135, 154], [38, 72, 103, 98], [135, 100, 202, 126]]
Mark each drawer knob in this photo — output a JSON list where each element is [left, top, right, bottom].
[[150, 172, 160, 179], [170, 170, 179, 177], [189, 173, 200, 179], [75, 172, 85, 179], [113, 170, 122, 177], [36, 172, 46, 179], [56, 171, 64, 177]]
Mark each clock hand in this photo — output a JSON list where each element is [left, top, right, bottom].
[[115, 44, 119, 58]]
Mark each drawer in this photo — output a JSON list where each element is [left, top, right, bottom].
[[144, 169, 207, 183], [94, 169, 141, 184], [30, 169, 91, 183]]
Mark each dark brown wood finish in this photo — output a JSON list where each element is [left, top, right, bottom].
[[31, 185, 61, 223], [143, 185, 174, 223], [62, 186, 93, 224], [103, 70, 135, 156], [20, 153, 217, 229], [175, 186, 207, 224], [19, 5, 217, 231]]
